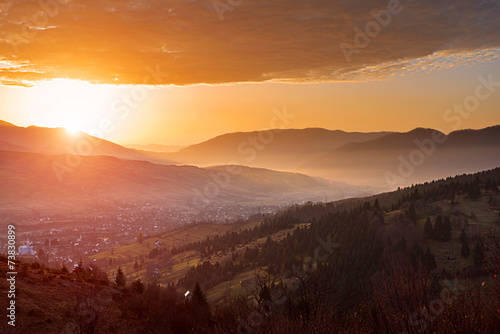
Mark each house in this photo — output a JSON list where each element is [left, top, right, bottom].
[[19, 239, 36, 255], [184, 291, 192, 301]]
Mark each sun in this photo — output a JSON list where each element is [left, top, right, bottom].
[[21, 78, 118, 134], [51, 98, 97, 134]]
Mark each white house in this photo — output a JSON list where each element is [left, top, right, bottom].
[[184, 291, 193, 301], [19, 239, 36, 255]]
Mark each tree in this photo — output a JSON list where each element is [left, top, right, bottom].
[[395, 237, 407, 253], [459, 228, 467, 244], [424, 247, 437, 271], [115, 267, 126, 287], [134, 261, 139, 270], [74, 260, 86, 278], [131, 279, 144, 294], [406, 203, 418, 222], [137, 232, 144, 244], [473, 239, 485, 268], [189, 282, 211, 323], [192, 282, 208, 307], [461, 238, 470, 258], [374, 199, 381, 211], [430, 274, 442, 297], [442, 216, 452, 241], [433, 215, 451, 241], [433, 215, 444, 240], [469, 181, 481, 200], [424, 217, 434, 240]]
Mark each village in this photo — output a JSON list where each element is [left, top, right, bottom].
[[0, 200, 283, 270]]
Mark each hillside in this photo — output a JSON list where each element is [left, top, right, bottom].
[[0, 150, 360, 215], [0, 121, 176, 165], [2, 167, 500, 333]]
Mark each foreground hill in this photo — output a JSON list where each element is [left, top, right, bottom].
[[0, 150, 360, 215], [0, 121, 176, 165], [299, 126, 500, 188], [2, 167, 499, 333], [164, 128, 392, 170]]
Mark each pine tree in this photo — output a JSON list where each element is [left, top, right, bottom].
[[409, 242, 424, 268], [395, 237, 407, 253], [406, 203, 418, 222], [190, 282, 210, 322], [443, 216, 452, 241], [424, 247, 437, 271], [473, 240, 485, 268], [131, 279, 144, 294], [137, 232, 144, 244], [459, 228, 467, 244], [433, 216, 444, 241], [461, 238, 470, 258], [115, 267, 126, 287], [192, 282, 208, 307], [374, 199, 380, 211], [469, 182, 481, 200], [424, 217, 434, 240], [430, 274, 442, 297]]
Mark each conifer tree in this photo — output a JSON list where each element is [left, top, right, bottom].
[[115, 267, 126, 287], [473, 239, 485, 268], [424, 217, 434, 240], [459, 228, 467, 244], [442, 216, 452, 241], [192, 282, 208, 308], [424, 247, 437, 271], [406, 203, 418, 222], [461, 238, 470, 258]]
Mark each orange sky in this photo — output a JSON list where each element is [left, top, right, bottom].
[[0, 0, 499, 145]]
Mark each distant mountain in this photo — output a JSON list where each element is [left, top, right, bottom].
[[0, 120, 16, 127], [299, 126, 500, 189], [0, 150, 363, 215], [165, 128, 392, 170], [0, 121, 176, 165], [125, 144, 186, 153]]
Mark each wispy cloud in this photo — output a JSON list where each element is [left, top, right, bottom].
[[0, 0, 499, 86]]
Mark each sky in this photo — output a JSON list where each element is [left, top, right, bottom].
[[0, 0, 499, 145]]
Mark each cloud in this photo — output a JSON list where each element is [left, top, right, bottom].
[[0, 0, 499, 86]]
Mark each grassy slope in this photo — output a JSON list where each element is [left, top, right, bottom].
[[91, 191, 499, 304]]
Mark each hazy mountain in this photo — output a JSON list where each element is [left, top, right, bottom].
[[0, 120, 16, 127], [299, 126, 500, 189], [0, 121, 176, 165], [165, 128, 392, 170], [125, 144, 186, 153], [0, 150, 362, 215]]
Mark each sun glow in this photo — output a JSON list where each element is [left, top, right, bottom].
[[20, 79, 117, 134]]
